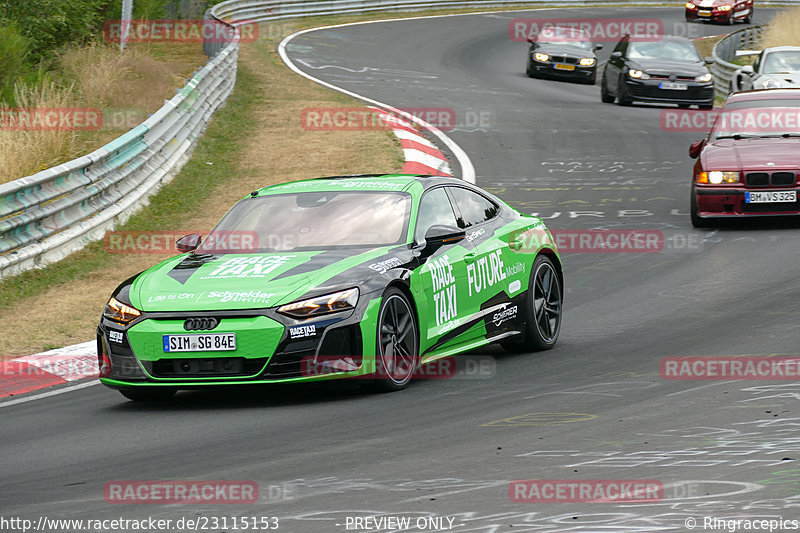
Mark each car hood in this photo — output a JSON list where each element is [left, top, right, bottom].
[[537, 44, 595, 57], [756, 73, 800, 88], [130, 248, 394, 312], [631, 59, 708, 77], [702, 138, 800, 171], [695, 0, 733, 7]]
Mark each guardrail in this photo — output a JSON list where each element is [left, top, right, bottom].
[[710, 25, 764, 100], [0, 0, 792, 279], [0, 20, 239, 279]]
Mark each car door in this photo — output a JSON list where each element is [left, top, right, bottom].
[[411, 186, 474, 353], [605, 36, 629, 93], [445, 186, 522, 343]]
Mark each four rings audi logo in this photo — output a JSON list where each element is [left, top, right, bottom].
[[184, 317, 219, 331]]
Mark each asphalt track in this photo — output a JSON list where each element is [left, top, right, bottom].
[[3, 6, 800, 533]]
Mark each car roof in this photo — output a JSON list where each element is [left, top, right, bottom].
[[725, 88, 800, 105], [763, 46, 800, 53], [251, 174, 464, 196], [627, 34, 692, 44]]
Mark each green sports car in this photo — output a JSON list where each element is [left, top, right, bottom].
[[97, 174, 563, 400]]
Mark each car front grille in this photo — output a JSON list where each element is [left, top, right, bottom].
[[549, 56, 578, 64], [745, 172, 797, 187]]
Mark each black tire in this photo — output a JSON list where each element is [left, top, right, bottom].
[[678, 103, 691, 109], [745, 8, 752, 24], [503, 255, 562, 352], [372, 287, 419, 392], [726, 12, 735, 25], [690, 191, 711, 228], [600, 75, 615, 103], [700, 103, 714, 110], [119, 388, 176, 402], [616, 76, 633, 106]]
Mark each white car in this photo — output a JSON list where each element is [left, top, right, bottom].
[[730, 46, 800, 93]]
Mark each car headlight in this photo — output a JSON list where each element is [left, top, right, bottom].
[[278, 288, 359, 319], [103, 297, 142, 324], [628, 69, 650, 80], [718, 5, 732, 11], [696, 72, 713, 82], [761, 78, 781, 89], [533, 52, 549, 62], [579, 58, 595, 67], [686, 2, 696, 8], [697, 171, 740, 184]]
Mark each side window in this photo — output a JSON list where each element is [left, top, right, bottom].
[[447, 187, 499, 229], [753, 52, 762, 73], [414, 187, 458, 243]]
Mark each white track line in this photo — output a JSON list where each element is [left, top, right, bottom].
[[278, 20, 477, 183], [0, 381, 99, 409]]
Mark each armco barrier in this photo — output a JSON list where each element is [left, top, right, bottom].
[[711, 25, 764, 100], [0, 21, 239, 279], [1, 0, 794, 279]]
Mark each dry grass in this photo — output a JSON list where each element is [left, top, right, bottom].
[[0, 27, 402, 358], [0, 42, 205, 185], [0, 82, 79, 181], [759, 6, 800, 49]]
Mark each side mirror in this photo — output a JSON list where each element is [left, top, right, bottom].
[[526, 38, 536, 44], [689, 139, 705, 159], [422, 225, 465, 252], [610, 51, 622, 58], [594, 44, 603, 50], [176, 233, 202, 253], [704, 56, 714, 64], [741, 65, 754, 75]]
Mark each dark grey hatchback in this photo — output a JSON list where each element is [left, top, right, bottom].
[[601, 34, 714, 108]]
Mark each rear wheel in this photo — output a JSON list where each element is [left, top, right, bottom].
[[745, 8, 753, 24], [119, 388, 176, 402], [373, 288, 419, 392], [503, 255, 562, 352]]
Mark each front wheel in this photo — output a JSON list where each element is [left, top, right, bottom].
[[690, 192, 711, 228], [504, 255, 562, 352], [373, 288, 419, 392], [745, 8, 753, 24], [616, 77, 633, 106]]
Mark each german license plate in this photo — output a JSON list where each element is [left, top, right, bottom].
[[554, 63, 575, 71], [659, 82, 688, 90], [698, 10, 712, 16], [745, 191, 797, 203], [163, 333, 236, 352]]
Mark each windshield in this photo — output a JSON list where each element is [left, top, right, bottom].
[[628, 41, 701, 62], [762, 51, 800, 74], [537, 27, 593, 49], [711, 103, 800, 140], [197, 191, 412, 253]]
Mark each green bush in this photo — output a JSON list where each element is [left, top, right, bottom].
[[0, 23, 32, 94]]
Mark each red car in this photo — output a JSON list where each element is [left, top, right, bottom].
[[685, 0, 754, 24], [689, 89, 800, 227]]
